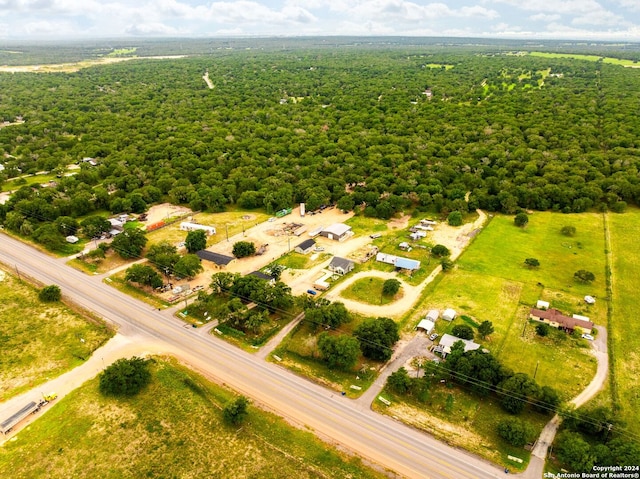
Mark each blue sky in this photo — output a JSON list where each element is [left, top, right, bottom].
[[0, 0, 639, 41]]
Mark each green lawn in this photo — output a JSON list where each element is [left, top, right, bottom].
[[0, 359, 385, 479], [607, 209, 640, 435], [340, 276, 401, 306], [458, 213, 606, 297], [0, 267, 113, 401]]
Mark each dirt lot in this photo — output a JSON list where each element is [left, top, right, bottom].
[[429, 209, 487, 260], [208, 207, 356, 276], [144, 203, 194, 227]]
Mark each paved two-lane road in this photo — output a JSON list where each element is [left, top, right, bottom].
[[0, 234, 505, 479]]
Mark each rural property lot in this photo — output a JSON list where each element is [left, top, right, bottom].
[[0, 267, 112, 402], [0, 358, 384, 479], [608, 209, 640, 435]]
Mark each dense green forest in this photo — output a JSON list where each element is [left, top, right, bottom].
[[1, 41, 640, 246]]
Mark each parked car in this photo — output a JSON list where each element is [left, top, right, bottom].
[[314, 246, 325, 252], [429, 333, 439, 341], [582, 333, 594, 341], [306, 289, 317, 295]]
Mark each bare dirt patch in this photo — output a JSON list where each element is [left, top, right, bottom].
[[429, 209, 487, 260], [144, 203, 193, 228]]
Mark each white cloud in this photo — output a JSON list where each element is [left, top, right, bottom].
[[529, 13, 561, 22], [125, 22, 180, 35]]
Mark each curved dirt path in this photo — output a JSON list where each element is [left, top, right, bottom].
[[324, 270, 432, 318], [323, 209, 488, 318], [519, 325, 609, 479]]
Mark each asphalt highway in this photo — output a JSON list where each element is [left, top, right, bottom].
[[0, 233, 506, 479]]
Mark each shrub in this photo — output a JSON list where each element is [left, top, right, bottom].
[[99, 357, 152, 397], [39, 285, 61, 302]]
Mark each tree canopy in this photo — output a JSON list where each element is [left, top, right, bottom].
[[354, 317, 400, 361], [99, 357, 152, 397]]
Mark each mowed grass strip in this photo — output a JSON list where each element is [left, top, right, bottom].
[[0, 359, 385, 479], [608, 209, 640, 435], [0, 268, 112, 401]]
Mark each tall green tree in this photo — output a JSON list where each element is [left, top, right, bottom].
[[185, 229, 207, 253], [354, 317, 399, 361], [317, 333, 360, 370], [111, 228, 148, 259]]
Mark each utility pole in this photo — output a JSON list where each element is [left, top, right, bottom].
[[533, 360, 539, 379], [15, 264, 21, 280], [225, 224, 229, 242], [522, 322, 527, 337]]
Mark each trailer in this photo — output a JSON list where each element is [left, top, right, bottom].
[[1, 401, 42, 435], [0, 392, 56, 435]]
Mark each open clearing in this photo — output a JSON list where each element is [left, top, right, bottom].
[[0, 358, 384, 479], [0, 267, 112, 401], [0, 55, 188, 73], [608, 209, 640, 435]]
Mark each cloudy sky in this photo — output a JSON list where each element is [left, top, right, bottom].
[[1, 0, 639, 41]]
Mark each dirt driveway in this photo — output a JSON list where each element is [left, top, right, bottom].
[[429, 209, 487, 260]]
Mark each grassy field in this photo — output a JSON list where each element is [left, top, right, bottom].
[[374, 381, 551, 471], [529, 51, 640, 67], [458, 213, 606, 297], [406, 213, 606, 398], [340, 276, 402, 306], [0, 267, 113, 401], [0, 358, 385, 479], [607, 209, 640, 435]]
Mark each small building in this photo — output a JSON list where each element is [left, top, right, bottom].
[[328, 257, 355, 275], [395, 257, 421, 271], [180, 222, 216, 236], [308, 225, 325, 238], [376, 253, 420, 271], [295, 239, 316, 255], [584, 295, 596, 305], [320, 223, 353, 242], [416, 319, 435, 333], [399, 242, 411, 251], [293, 225, 307, 236], [529, 308, 594, 334], [426, 309, 439, 322], [442, 308, 457, 321], [249, 271, 275, 283], [65, 235, 79, 244], [438, 334, 481, 357], [81, 157, 98, 166], [536, 300, 550, 310], [409, 231, 426, 241], [196, 250, 235, 267]]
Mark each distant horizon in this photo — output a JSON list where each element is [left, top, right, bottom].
[[1, 1, 639, 43], [1, 34, 640, 47]]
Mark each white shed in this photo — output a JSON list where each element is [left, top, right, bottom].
[[416, 319, 435, 333], [536, 300, 550, 310], [426, 310, 439, 322], [442, 308, 457, 321]]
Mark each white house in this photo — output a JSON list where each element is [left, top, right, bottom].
[[442, 308, 457, 321], [437, 334, 481, 356], [328, 257, 355, 275]]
